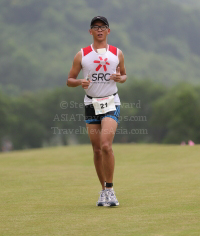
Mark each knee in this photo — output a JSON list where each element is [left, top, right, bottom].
[[101, 143, 112, 154], [93, 147, 102, 158]]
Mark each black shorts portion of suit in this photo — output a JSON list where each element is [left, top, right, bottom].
[[85, 104, 120, 124]]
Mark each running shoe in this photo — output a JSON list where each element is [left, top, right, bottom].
[[96, 190, 106, 206], [105, 189, 119, 206]]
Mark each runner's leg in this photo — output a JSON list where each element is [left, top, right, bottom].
[[100, 117, 118, 185], [86, 123, 105, 189]]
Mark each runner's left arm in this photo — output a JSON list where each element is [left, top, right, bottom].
[[109, 50, 127, 83]]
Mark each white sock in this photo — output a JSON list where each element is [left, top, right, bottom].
[[105, 187, 113, 190]]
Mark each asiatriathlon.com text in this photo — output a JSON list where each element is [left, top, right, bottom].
[[53, 114, 147, 122], [51, 126, 148, 135]]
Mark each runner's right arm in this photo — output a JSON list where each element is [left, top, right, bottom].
[[67, 51, 90, 89]]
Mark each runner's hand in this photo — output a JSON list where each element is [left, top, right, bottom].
[[109, 67, 121, 82], [81, 78, 90, 89]]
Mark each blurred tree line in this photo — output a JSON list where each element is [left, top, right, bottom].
[[1, 79, 199, 150], [1, 0, 200, 93]]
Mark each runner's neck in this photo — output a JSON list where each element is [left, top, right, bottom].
[[92, 42, 108, 52]]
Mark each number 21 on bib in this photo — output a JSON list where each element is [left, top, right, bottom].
[[92, 95, 116, 115]]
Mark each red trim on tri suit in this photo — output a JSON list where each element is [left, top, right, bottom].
[[83, 45, 92, 56], [109, 45, 117, 56]]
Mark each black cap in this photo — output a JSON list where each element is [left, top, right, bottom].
[[90, 16, 109, 27]]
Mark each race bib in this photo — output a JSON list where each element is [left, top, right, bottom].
[[92, 95, 116, 115]]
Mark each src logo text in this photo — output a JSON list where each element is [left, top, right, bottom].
[[92, 57, 111, 81], [92, 73, 110, 81]]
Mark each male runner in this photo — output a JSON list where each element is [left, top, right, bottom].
[[67, 16, 127, 206]]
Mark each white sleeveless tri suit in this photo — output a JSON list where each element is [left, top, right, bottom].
[[81, 44, 121, 106]]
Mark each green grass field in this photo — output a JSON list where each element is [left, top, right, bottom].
[[0, 144, 200, 236]]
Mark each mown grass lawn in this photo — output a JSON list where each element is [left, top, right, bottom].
[[0, 144, 200, 236]]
